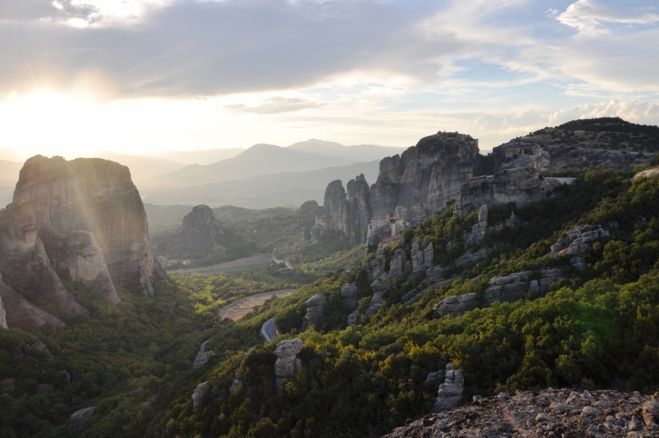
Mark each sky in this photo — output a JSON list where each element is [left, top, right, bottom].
[[0, 0, 658, 160]]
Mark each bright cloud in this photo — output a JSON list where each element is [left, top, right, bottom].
[[556, 0, 659, 35]]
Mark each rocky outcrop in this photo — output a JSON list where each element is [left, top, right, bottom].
[[301, 294, 326, 330], [434, 293, 477, 317], [435, 269, 564, 318], [340, 283, 360, 325], [41, 229, 120, 304], [463, 204, 488, 246], [340, 283, 358, 310], [433, 363, 464, 412], [508, 117, 659, 172], [0, 155, 163, 331], [12, 156, 162, 296], [410, 239, 433, 273], [193, 339, 215, 369], [550, 224, 609, 256], [191, 381, 210, 412], [153, 205, 252, 268], [455, 167, 555, 216], [309, 118, 656, 247], [274, 338, 304, 390], [385, 389, 659, 438], [69, 406, 95, 436], [0, 278, 64, 332]]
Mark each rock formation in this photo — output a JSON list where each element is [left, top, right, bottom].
[[191, 381, 210, 412], [193, 339, 215, 369], [307, 118, 658, 247], [0, 155, 164, 332], [274, 338, 304, 390], [433, 363, 464, 412], [69, 406, 95, 436], [434, 269, 564, 318], [385, 389, 659, 438], [301, 294, 326, 330], [153, 204, 252, 268], [550, 224, 609, 256]]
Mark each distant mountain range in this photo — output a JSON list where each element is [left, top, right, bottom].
[[141, 160, 381, 208], [0, 140, 404, 209], [143, 140, 403, 189]]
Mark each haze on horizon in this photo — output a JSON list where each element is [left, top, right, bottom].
[[1, 0, 658, 161]]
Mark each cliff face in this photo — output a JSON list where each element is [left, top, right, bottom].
[[370, 132, 479, 218], [0, 155, 163, 332], [311, 118, 658, 246], [314, 132, 482, 245]]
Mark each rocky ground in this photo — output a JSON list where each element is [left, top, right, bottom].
[[384, 389, 658, 437]]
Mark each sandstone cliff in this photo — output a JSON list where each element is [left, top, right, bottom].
[[0, 155, 163, 331]]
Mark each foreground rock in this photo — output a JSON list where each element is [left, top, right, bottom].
[[385, 389, 659, 438], [432, 363, 464, 412], [0, 156, 164, 331]]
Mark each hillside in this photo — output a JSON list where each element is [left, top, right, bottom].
[[0, 120, 657, 437]]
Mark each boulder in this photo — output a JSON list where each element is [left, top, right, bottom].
[[69, 406, 95, 435], [433, 363, 464, 412]]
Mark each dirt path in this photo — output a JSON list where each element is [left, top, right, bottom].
[[218, 289, 295, 321]]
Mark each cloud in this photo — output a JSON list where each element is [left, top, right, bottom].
[[0, 0, 172, 27], [556, 0, 659, 35], [547, 99, 659, 126], [0, 0, 464, 96], [226, 96, 324, 114]]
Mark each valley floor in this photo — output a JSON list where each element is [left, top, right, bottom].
[[217, 289, 295, 321]]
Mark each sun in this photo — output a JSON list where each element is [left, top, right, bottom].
[[0, 88, 104, 159]]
